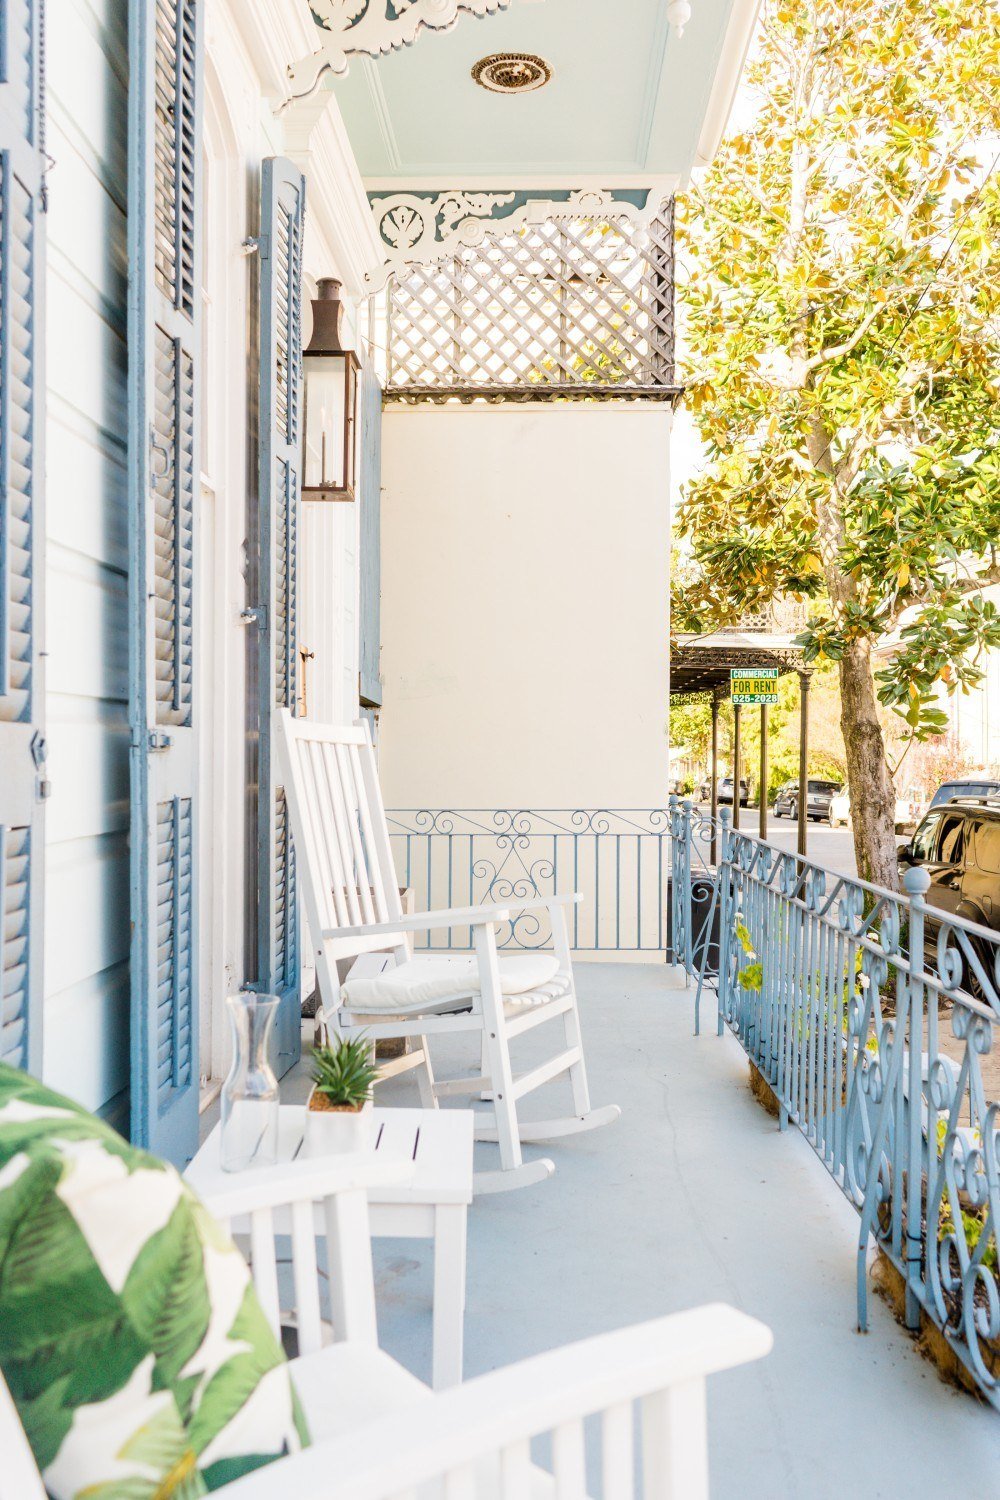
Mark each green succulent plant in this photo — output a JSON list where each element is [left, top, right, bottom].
[[309, 1035, 378, 1110]]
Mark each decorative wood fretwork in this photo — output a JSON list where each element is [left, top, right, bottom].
[[289, 0, 516, 95], [366, 185, 672, 291], [385, 204, 677, 401]]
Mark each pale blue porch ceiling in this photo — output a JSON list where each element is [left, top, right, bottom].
[[328, 0, 742, 183]]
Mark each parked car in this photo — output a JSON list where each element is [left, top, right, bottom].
[[772, 781, 798, 818], [773, 779, 843, 822], [893, 786, 926, 833], [694, 777, 749, 805], [928, 776, 1000, 810], [827, 786, 924, 832], [899, 800, 1000, 987], [828, 787, 851, 827]]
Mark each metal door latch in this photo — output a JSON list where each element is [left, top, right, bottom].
[[30, 732, 51, 799], [148, 731, 173, 752], [240, 605, 267, 628]]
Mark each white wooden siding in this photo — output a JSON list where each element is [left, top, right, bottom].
[[44, 0, 130, 1131], [300, 500, 357, 724]]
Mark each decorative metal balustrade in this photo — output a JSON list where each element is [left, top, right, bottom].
[[387, 809, 670, 955], [671, 800, 1000, 1406], [384, 209, 676, 401]]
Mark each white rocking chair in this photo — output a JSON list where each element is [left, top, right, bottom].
[[0, 1148, 773, 1500], [277, 711, 621, 1193]]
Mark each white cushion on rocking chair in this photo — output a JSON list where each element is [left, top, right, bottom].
[[342, 953, 561, 1014]]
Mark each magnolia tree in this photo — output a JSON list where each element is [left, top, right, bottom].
[[675, 0, 1000, 886]]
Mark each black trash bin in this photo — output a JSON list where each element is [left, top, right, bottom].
[[666, 871, 720, 975], [691, 871, 721, 976]]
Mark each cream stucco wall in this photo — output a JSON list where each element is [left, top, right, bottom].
[[379, 404, 672, 810]]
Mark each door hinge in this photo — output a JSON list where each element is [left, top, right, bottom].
[[240, 605, 267, 629], [148, 731, 173, 752]]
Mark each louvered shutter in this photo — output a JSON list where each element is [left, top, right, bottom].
[[0, 0, 45, 1074], [358, 362, 382, 711], [127, 0, 202, 1161], [255, 158, 304, 1075]]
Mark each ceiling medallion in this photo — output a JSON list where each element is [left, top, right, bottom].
[[471, 52, 552, 94]]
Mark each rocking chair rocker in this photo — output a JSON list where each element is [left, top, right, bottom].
[[277, 711, 621, 1192]]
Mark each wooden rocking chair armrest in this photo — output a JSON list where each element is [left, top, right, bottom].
[[198, 1154, 413, 1220], [219, 1306, 772, 1500], [320, 904, 513, 941]]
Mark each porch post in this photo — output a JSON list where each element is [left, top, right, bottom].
[[759, 703, 769, 841], [732, 703, 742, 831], [710, 694, 720, 865], [798, 670, 812, 857]]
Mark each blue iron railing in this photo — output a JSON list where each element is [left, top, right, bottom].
[[386, 809, 670, 955], [674, 800, 1000, 1406], [668, 797, 723, 1016]]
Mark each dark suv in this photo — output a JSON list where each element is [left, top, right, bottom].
[[928, 777, 1000, 810], [900, 801, 1000, 968]]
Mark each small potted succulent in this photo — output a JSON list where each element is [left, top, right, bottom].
[[304, 1035, 379, 1156]]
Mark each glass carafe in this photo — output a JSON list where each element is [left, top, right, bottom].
[[220, 992, 280, 1172]]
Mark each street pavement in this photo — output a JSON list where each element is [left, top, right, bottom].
[[694, 804, 919, 880], [748, 808, 859, 876], [702, 806, 877, 879]]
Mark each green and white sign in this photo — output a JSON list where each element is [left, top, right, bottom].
[[730, 666, 780, 706]]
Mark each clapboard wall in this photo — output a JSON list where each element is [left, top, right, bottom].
[[43, 0, 131, 1129]]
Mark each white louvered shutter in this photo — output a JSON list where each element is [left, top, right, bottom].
[[254, 158, 304, 1075], [358, 361, 383, 713], [0, 0, 45, 1074], [127, 0, 202, 1160]]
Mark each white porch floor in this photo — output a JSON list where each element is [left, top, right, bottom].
[[210, 964, 999, 1496]]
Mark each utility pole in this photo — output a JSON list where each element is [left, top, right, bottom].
[[733, 702, 742, 831], [759, 702, 769, 840], [798, 670, 812, 858], [710, 694, 720, 865]]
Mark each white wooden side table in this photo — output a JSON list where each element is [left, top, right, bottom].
[[186, 1106, 474, 1389]]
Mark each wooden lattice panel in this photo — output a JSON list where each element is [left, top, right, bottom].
[[386, 207, 675, 399]]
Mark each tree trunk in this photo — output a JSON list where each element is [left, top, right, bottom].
[[804, 412, 899, 890], [838, 640, 899, 889]]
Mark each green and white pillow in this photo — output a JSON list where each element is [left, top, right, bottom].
[[0, 1063, 309, 1497]]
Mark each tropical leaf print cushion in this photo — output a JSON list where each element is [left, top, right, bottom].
[[0, 1063, 309, 1497]]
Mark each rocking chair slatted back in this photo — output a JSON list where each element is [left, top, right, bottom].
[[277, 712, 409, 987]]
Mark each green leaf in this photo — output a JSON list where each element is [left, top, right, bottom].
[[14, 1372, 76, 1476], [122, 1199, 211, 1392], [117, 1397, 193, 1473], [185, 1285, 285, 1458], [201, 1452, 285, 1491]]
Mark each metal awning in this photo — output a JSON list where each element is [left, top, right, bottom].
[[670, 627, 813, 856], [671, 630, 806, 698]]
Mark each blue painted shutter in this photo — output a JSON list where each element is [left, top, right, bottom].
[[0, 0, 45, 1074], [127, 0, 202, 1160], [358, 362, 382, 711], [256, 158, 304, 1075]]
